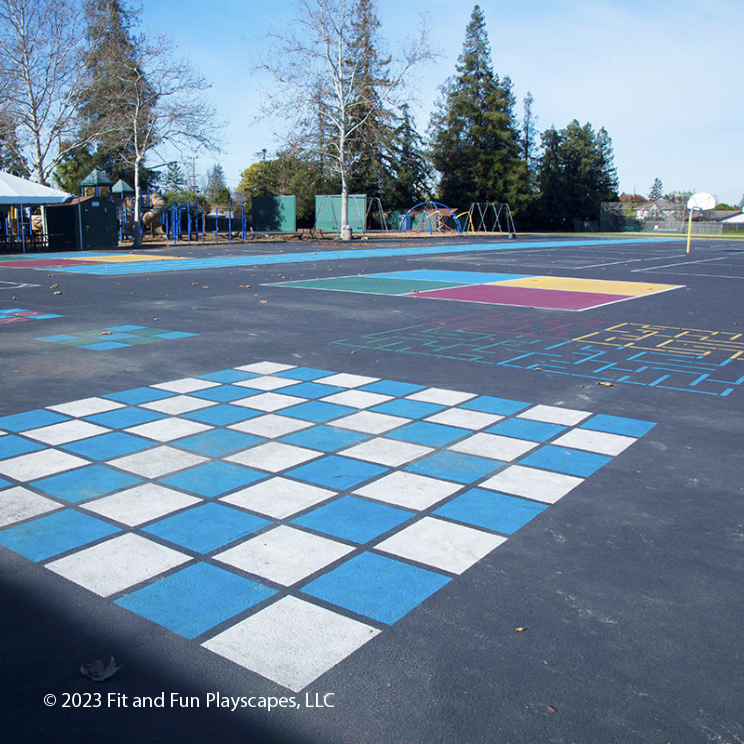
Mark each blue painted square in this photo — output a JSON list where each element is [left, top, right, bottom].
[[83, 341, 130, 351], [275, 367, 334, 381], [103, 387, 174, 405], [0, 409, 69, 432], [486, 418, 566, 442], [32, 465, 142, 503], [284, 381, 344, 399], [435, 488, 547, 534], [115, 562, 276, 638], [370, 399, 445, 419], [144, 502, 270, 554], [36, 334, 78, 342], [292, 495, 412, 544], [387, 421, 469, 447], [287, 456, 386, 490], [281, 401, 356, 423], [581, 414, 656, 438], [302, 552, 450, 625], [196, 369, 258, 384], [84, 407, 165, 428], [191, 385, 257, 403], [406, 450, 501, 483], [461, 396, 530, 415], [281, 426, 369, 452], [176, 429, 264, 457], [161, 461, 266, 497], [0, 510, 119, 562], [182, 405, 262, 426], [105, 325, 146, 332], [0, 435, 44, 459], [153, 331, 197, 340], [0, 477, 11, 488], [521, 446, 611, 477], [359, 379, 425, 397], [62, 432, 153, 460]]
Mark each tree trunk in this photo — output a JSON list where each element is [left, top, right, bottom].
[[132, 157, 142, 247]]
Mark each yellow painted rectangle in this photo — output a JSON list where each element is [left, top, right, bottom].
[[493, 276, 681, 296], [82, 254, 177, 263]]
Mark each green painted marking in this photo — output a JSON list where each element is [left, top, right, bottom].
[[276, 275, 470, 295]]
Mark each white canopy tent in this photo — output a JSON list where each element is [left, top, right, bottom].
[[0, 171, 72, 251]]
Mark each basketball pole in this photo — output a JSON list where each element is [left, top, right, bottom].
[[686, 207, 694, 253]]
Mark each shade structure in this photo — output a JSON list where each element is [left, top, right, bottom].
[[0, 171, 72, 205]]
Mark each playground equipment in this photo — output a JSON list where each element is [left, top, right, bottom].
[[142, 191, 167, 232], [398, 201, 462, 234], [463, 202, 517, 236]]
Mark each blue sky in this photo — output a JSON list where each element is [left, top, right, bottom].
[[140, 0, 743, 205]]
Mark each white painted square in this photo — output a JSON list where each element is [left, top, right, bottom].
[[202, 596, 380, 692], [353, 471, 461, 510], [109, 446, 207, 478], [23, 420, 111, 445], [518, 404, 592, 426], [49, 397, 124, 417], [233, 376, 299, 391], [320, 390, 391, 409], [0, 487, 61, 528], [0, 450, 88, 482], [406, 387, 476, 406], [340, 438, 431, 467], [316, 373, 378, 388], [332, 410, 409, 435], [216, 526, 352, 586], [228, 414, 312, 438], [226, 442, 320, 472], [425, 408, 503, 430], [139, 396, 217, 415], [46, 533, 190, 597], [151, 378, 220, 393], [221, 477, 335, 519], [233, 392, 306, 412], [479, 465, 583, 504], [82, 484, 201, 526], [124, 418, 212, 442], [376, 517, 506, 574], [552, 428, 636, 456], [449, 433, 537, 461], [235, 362, 296, 374]]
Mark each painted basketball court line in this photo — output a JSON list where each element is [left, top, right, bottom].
[[0, 361, 655, 691], [0, 238, 673, 276], [333, 313, 744, 396], [271, 269, 682, 312]]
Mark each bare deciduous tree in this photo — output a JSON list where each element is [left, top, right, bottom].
[[0, 0, 98, 184], [103, 34, 222, 245], [260, 0, 432, 240]]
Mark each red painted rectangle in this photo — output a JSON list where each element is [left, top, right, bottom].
[[407, 284, 634, 311]]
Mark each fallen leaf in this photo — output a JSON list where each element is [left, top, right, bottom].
[[12, 296, 19, 300], [192, 282, 199, 286], [239, 285, 251, 288], [596, 381, 613, 387], [259, 300, 268, 304], [80, 656, 121, 682], [514, 627, 527, 632], [53, 291, 63, 295], [99, 331, 112, 336], [576, 385, 585, 388], [547, 705, 557, 713], [50, 284, 58, 289]]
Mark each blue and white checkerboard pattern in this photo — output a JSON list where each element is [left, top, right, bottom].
[[0, 362, 655, 691]]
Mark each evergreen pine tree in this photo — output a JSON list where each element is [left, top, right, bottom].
[[386, 104, 430, 208], [649, 178, 663, 201], [429, 5, 527, 211]]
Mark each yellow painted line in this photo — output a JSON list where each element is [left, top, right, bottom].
[[492, 276, 681, 296], [81, 254, 178, 263]]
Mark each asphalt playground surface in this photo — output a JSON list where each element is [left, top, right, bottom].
[[1, 234, 742, 744]]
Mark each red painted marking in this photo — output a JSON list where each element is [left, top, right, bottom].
[[407, 284, 634, 311], [0, 259, 100, 268]]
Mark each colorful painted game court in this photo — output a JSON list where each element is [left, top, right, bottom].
[[35, 325, 197, 351], [0, 362, 655, 691], [272, 270, 682, 311]]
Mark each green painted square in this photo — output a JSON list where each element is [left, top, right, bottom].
[[278, 276, 467, 295]]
